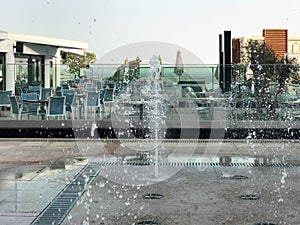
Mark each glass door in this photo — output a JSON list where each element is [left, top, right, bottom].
[[15, 55, 45, 88], [28, 56, 44, 86]]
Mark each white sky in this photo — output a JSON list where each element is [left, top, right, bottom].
[[0, 0, 299, 64]]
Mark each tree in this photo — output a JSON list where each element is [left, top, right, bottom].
[[241, 39, 299, 119], [61, 51, 96, 79], [276, 56, 299, 92]]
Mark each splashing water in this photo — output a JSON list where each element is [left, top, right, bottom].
[[149, 55, 163, 177], [280, 169, 288, 185]]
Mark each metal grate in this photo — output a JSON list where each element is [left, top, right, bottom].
[[223, 175, 249, 180], [95, 161, 300, 168], [142, 193, 164, 200], [30, 163, 102, 225], [253, 223, 277, 225], [240, 194, 260, 200], [135, 221, 161, 225]]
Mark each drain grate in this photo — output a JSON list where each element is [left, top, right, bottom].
[[125, 162, 151, 166], [240, 194, 260, 200], [142, 193, 164, 200], [95, 161, 300, 168], [135, 221, 161, 225], [229, 175, 248, 179], [253, 223, 277, 225], [222, 174, 249, 180], [30, 163, 102, 225]]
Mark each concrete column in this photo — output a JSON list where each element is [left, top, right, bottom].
[[54, 52, 61, 88], [5, 41, 15, 93], [44, 58, 51, 88]]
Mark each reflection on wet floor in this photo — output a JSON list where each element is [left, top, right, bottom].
[[0, 158, 87, 225], [1, 140, 300, 225], [100, 152, 300, 167], [62, 161, 300, 225], [1, 151, 300, 225]]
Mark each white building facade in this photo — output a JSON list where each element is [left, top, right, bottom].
[[0, 31, 88, 93]]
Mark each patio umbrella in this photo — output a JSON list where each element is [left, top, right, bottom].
[[124, 57, 129, 72], [158, 54, 162, 65], [174, 50, 184, 83], [124, 57, 129, 66]]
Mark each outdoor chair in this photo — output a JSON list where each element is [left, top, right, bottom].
[[21, 92, 40, 115], [188, 91, 210, 120], [65, 94, 75, 118], [61, 89, 76, 117], [102, 88, 115, 116], [46, 96, 66, 120], [84, 91, 101, 120], [105, 80, 115, 89], [15, 86, 26, 96], [28, 85, 41, 97], [55, 86, 62, 96], [0, 90, 12, 116], [0, 90, 12, 107], [185, 89, 208, 107], [40, 88, 52, 101], [62, 89, 75, 96], [9, 96, 33, 120], [61, 82, 69, 89]]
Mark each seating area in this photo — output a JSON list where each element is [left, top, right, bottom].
[[0, 81, 117, 120], [2, 81, 300, 122]]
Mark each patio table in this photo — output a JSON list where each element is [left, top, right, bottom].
[[23, 99, 49, 119]]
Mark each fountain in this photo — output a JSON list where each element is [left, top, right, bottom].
[[71, 53, 205, 187], [108, 55, 185, 185], [148, 55, 164, 177], [71, 44, 229, 188]]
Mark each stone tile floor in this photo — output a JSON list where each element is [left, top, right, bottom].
[[0, 139, 299, 225]]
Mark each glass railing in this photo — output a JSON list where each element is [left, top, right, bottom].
[[1, 63, 300, 123]]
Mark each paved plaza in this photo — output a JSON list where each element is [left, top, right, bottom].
[[0, 139, 300, 225]]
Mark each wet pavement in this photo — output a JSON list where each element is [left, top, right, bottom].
[[0, 139, 300, 225], [63, 165, 300, 225]]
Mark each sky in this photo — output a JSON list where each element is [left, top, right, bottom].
[[0, 0, 300, 64]]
